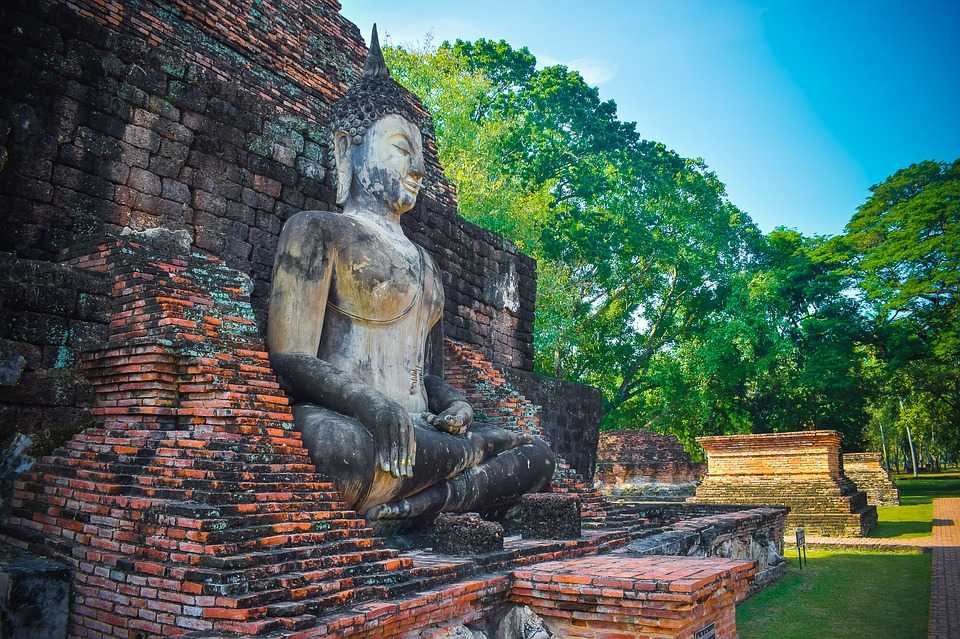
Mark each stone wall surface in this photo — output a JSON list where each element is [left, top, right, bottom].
[[502, 366, 602, 480], [594, 428, 704, 496], [0, 252, 109, 458], [843, 452, 900, 506], [0, 0, 534, 373], [691, 431, 878, 537], [0, 544, 71, 639]]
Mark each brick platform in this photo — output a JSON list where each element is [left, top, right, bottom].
[[691, 431, 877, 537], [510, 556, 755, 639], [842, 453, 900, 506]]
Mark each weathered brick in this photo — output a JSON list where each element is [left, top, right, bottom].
[[127, 167, 161, 195], [122, 124, 160, 152]]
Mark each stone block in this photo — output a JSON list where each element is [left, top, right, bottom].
[[0, 545, 70, 639], [432, 513, 504, 556], [518, 494, 581, 540], [511, 556, 754, 639], [843, 452, 900, 506]]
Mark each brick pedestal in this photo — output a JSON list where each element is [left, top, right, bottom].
[[842, 453, 900, 506], [510, 556, 754, 639], [691, 431, 877, 537]]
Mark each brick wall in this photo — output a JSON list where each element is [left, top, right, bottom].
[[0, 252, 109, 456], [0, 0, 534, 370], [501, 367, 602, 479], [842, 452, 900, 506], [594, 428, 704, 492]]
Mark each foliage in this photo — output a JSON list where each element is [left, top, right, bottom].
[[828, 160, 960, 463], [385, 38, 958, 457]]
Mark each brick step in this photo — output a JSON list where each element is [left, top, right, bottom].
[[74, 427, 302, 443], [184, 554, 406, 596], [13, 478, 343, 505], [29, 464, 333, 491], [199, 527, 375, 556], [179, 510, 363, 533], [263, 585, 378, 619], [199, 518, 366, 545], [199, 538, 390, 570], [168, 500, 352, 518], [60, 441, 309, 465], [47, 454, 318, 478]]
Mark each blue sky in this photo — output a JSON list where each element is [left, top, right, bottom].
[[340, 0, 960, 236]]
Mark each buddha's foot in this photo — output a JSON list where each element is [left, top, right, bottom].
[[470, 426, 534, 457], [366, 485, 445, 521]]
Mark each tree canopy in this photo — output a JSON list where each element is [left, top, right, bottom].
[[384, 39, 959, 463]]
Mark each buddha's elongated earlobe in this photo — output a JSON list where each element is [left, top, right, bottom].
[[333, 130, 353, 205]]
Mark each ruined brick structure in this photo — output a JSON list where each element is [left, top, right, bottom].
[[0, 0, 545, 470], [512, 556, 755, 639], [0, 2, 794, 636], [842, 452, 900, 506], [594, 428, 704, 496], [0, 232, 787, 638], [692, 431, 878, 537]]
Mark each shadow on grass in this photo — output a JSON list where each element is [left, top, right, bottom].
[[870, 519, 933, 537], [737, 549, 930, 639]]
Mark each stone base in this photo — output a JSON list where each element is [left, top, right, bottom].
[[432, 513, 505, 556], [693, 431, 878, 537], [693, 483, 878, 537], [843, 453, 900, 506], [519, 493, 581, 540], [0, 545, 70, 639], [511, 556, 754, 639]]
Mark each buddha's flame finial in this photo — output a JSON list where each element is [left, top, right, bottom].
[[363, 24, 389, 79]]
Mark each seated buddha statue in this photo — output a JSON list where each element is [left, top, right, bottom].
[[267, 26, 555, 523]]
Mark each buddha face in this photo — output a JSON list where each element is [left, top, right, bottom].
[[335, 114, 425, 215]]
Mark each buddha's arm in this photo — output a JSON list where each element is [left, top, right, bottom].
[[267, 212, 416, 478]]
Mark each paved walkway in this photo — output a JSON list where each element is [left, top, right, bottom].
[[929, 498, 960, 639]]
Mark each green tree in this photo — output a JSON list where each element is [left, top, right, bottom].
[[832, 159, 960, 464]]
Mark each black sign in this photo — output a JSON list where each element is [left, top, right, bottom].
[[695, 622, 717, 639], [795, 527, 807, 568]]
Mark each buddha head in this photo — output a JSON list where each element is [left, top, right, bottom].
[[329, 25, 429, 215]]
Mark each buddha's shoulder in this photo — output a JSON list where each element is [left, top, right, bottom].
[[280, 210, 364, 245]]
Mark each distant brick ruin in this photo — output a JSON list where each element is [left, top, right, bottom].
[[843, 452, 900, 506], [594, 428, 704, 498], [692, 431, 878, 537]]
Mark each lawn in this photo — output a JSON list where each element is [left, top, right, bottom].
[[737, 548, 931, 639], [870, 470, 960, 539]]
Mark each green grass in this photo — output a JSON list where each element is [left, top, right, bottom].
[[869, 470, 960, 539], [737, 549, 931, 639]]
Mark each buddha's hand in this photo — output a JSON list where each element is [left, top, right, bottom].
[[357, 397, 416, 479], [424, 400, 473, 436]]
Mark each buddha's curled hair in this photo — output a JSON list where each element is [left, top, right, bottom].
[[328, 24, 432, 146]]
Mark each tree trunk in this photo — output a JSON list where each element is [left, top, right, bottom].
[[879, 418, 890, 472], [906, 425, 918, 478]]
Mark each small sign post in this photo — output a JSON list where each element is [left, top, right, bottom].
[[795, 527, 807, 569]]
